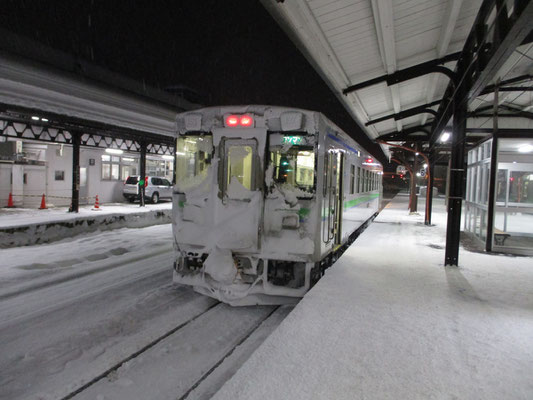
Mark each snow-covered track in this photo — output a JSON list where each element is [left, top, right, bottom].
[[70, 304, 288, 400], [0, 252, 174, 328], [0, 245, 173, 302], [60, 301, 222, 400]]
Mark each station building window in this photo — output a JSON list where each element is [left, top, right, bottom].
[[465, 138, 533, 255], [121, 156, 138, 181], [102, 154, 143, 181], [492, 138, 533, 253], [101, 155, 120, 180]]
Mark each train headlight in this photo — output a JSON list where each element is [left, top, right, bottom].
[[282, 214, 300, 229]]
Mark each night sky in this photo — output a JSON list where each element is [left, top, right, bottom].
[[0, 0, 387, 164]]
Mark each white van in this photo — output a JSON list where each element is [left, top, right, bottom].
[[123, 176, 173, 203]]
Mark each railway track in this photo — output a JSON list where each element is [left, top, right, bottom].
[[0, 245, 292, 400], [67, 303, 288, 400]]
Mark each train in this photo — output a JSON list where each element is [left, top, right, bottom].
[[172, 106, 382, 305]]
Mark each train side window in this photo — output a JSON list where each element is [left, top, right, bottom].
[[357, 167, 361, 193], [350, 165, 355, 194]]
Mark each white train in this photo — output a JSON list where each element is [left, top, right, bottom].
[[172, 106, 382, 305]]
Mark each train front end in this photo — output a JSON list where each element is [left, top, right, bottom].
[[172, 107, 319, 305]]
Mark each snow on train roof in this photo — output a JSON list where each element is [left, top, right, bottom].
[[177, 105, 341, 135], [176, 105, 381, 166]]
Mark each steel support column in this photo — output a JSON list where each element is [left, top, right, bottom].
[[426, 149, 435, 225], [410, 145, 419, 213], [70, 131, 80, 213], [139, 141, 147, 207], [444, 99, 467, 266], [486, 84, 500, 252]]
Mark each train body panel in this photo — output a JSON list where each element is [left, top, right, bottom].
[[172, 106, 381, 305]]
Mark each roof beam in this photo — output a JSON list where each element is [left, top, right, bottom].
[[366, 100, 441, 126], [343, 52, 460, 94]]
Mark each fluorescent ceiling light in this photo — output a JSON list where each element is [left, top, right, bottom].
[[176, 151, 186, 156], [162, 155, 174, 160], [440, 132, 451, 142], [31, 116, 39, 121], [122, 157, 135, 162], [518, 144, 533, 153], [105, 148, 124, 155]]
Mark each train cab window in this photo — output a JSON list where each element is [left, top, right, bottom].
[[175, 135, 213, 191], [270, 148, 315, 198], [227, 145, 254, 190]]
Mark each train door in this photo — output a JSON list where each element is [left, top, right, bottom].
[[322, 150, 344, 246], [222, 138, 262, 251], [335, 152, 344, 245]]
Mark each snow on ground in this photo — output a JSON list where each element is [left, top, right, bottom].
[[0, 201, 171, 228], [0, 224, 174, 294], [213, 194, 533, 400], [0, 223, 293, 400]]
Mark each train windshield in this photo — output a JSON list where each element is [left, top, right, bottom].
[[270, 147, 315, 198], [175, 135, 213, 191]]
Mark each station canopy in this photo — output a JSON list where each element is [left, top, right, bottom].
[[262, 0, 533, 153]]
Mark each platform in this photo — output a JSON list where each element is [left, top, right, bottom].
[[213, 194, 533, 400], [0, 202, 171, 248]]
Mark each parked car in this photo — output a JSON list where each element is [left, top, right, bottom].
[[123, 176, 173, 204]]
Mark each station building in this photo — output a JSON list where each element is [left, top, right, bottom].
[[0, 140, 173, 207]]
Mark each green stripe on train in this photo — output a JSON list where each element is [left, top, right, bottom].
[[343, 193, 380, 209]]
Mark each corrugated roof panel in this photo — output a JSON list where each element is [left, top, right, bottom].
[[450, 0, 483, 44], [373, 119, 397, 133], [314, 0, 370, 22], [357, 83, 395, 115], [397, 78, 428, 106]]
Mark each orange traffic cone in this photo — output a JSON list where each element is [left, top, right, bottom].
[[92, 195, 101, 211], [6, 192, 14, 208], [39, 194, 47, 210]]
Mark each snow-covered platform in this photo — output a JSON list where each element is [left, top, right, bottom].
[[213, 194, 533, 400], [0, 202, 172, 248]]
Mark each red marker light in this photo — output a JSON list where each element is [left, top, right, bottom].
[[226, 115, 239, 126], [240, 115, 253, 126]]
